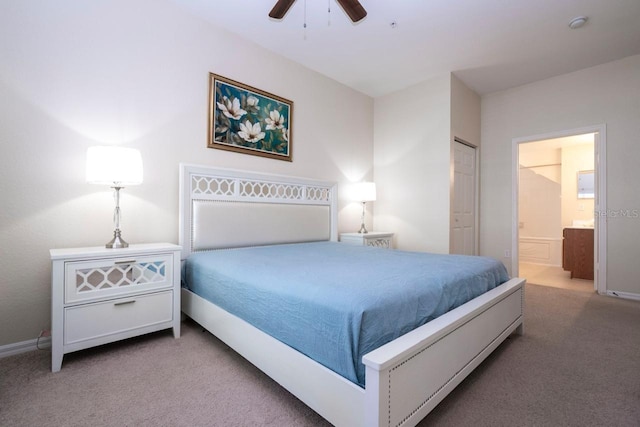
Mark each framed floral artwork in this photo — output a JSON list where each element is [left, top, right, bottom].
[[208, 73, 293, 161]]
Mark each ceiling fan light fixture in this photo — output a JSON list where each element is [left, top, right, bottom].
[[269, 0, 294, 19], [269, 0, 366, 23], [568, 16, 588, 29]]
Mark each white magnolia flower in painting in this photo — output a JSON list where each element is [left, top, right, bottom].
[[246, 96, 259, 108], [217, 96, 246, 120], [265, 110, 285, 130], [281, 127, 288, 142], [238, 120, 266, 143]]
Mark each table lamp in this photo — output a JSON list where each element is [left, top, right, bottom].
[[353, 181, 376, 234], [86, 146, 143, 248]]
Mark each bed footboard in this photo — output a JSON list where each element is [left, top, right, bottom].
[[363, 278, 525, 427], [183, 278, 524, 427]]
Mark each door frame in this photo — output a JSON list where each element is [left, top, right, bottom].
[[451, 137, 479, 255], [511, 124, 607, 294]]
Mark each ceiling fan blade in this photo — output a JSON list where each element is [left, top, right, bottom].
[[269, 0, 297, 19], [336, 0, 367, 23]]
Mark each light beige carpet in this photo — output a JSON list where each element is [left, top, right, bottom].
[[1, 284, 639, 426]]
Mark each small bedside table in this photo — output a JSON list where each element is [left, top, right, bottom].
[[340, 232, 394, 249], [49, 243, 181, 372]]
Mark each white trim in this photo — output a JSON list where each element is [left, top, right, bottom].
[[607, 290, 640, 301], [475, 144, 481, 255], [0, 336, 51, 358], [511, 125, 606, 293], [594, 129, 607, 295]]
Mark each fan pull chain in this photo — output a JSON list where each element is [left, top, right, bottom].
[[328, 0, 331, 26], [303, 0, 307, 40]]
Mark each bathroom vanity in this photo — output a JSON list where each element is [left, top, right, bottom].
[[562, 227, 594, 280]]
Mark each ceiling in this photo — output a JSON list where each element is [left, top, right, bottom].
[[172, 0, 640, 97]]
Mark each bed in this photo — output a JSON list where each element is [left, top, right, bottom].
[[179, 164, 525, 427]]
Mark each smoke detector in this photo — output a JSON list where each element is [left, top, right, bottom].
[[569, 16, 588, 29]]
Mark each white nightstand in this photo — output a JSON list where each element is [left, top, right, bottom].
[[340, 232, 394, 249], [49, 243, 181, 372]]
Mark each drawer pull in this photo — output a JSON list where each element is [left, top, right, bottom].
[[114, 259, 137, 265], [114, 300, 136, 306]]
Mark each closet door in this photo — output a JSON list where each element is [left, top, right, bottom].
[[452, 141, 477, 255]]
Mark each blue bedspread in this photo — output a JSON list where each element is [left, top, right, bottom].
[[182, 241, 509, 387]]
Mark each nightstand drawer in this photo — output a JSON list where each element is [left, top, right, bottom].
[[340, 232, 394, 249], [65, 254, 174, 304], [365, 237, 392, 248], [64, 291, 173, 345]]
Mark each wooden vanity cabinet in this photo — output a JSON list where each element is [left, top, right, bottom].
[[562, 228, 594, 280]]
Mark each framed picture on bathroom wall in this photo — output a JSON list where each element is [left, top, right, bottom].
[[208, 73, 293, 162]]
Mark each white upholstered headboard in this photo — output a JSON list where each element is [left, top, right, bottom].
[[179, 164, 338, 259]]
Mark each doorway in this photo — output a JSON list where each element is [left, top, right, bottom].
[[512, 126, 607, 294]]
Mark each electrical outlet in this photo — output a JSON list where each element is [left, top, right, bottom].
[[504, 250, 511, 258], [40, 329, 51, 338]]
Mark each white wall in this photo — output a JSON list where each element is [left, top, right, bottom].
[[451, 74, 481, 147], [373, 74, 480, 253], [0, 0, 374, 346], [481, 54, 640, 296], [373, 75, 451, 252]]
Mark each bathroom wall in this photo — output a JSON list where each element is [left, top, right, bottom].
[[561, 143, 595, 228]]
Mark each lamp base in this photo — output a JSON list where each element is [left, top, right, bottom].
[[106, 229, 129, 248], [358, 201, 369, 233]]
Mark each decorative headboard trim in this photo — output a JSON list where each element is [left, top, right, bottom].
[[179, 164, 338, 259]]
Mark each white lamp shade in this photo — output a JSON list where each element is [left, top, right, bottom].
[[86, 146, 143, 186], [353, 181, 376, 202]]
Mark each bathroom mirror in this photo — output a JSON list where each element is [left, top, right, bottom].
[[577, 170, 595, 199]]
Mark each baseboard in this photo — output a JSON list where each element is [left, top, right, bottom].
[[0, 336, 51, 358], [607, 290, 640, 301]]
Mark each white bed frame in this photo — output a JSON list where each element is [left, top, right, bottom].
[[179, 164, 525, 427]]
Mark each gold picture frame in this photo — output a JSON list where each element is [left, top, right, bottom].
[[208, 73, 293, 161]]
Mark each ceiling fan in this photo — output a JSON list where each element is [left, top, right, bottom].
[[269, 0, 367, 23]]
